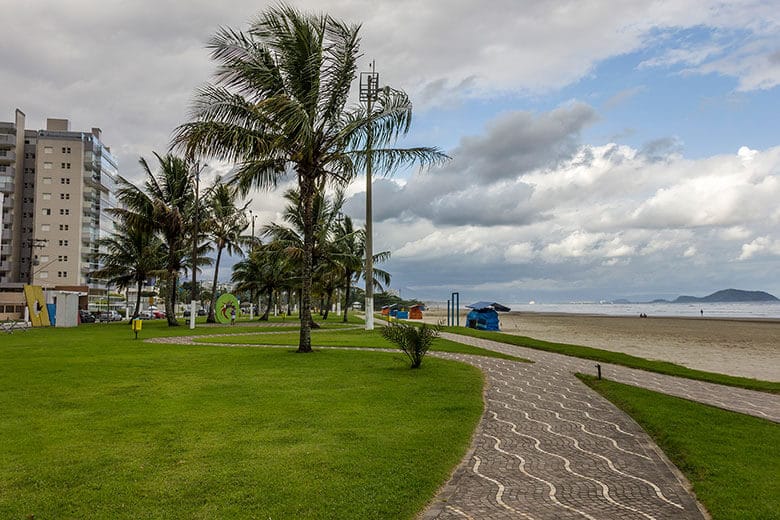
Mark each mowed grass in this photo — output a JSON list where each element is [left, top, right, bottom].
[[0, 324, 484, 519], [198, 327, 531, 363], [443, 326, 780, 393], [579, 375, 780, 519]]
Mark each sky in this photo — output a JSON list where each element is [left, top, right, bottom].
[[3, 0, 780, 303]]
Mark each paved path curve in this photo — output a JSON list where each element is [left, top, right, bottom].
[[149, 329, 779, 519], [439, 332, 780, 423]]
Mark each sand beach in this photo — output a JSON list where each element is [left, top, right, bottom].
[[424, 310, 780, 382]]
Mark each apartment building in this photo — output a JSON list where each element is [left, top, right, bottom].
[[0, 109, 119, 318]]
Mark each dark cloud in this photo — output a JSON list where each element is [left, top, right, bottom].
[[345, 103, 596, 226], [639, 137, 683, 162]]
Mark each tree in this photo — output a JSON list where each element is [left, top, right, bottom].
[[173, 4, 447, 352], [114, 153, 194, 326], [91, 220, 164, 319], [331, 214, 391, 322], [204, 177, 249, 323]]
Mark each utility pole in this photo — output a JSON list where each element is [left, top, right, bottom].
[[360, 61, 378, 330], [26, 238, 48, 285], [189, 161, 203, 329]]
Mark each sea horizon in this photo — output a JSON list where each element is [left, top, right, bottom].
[[423, 300, 780, 319]]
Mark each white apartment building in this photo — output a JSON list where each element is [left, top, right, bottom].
[[0, 109, 120, 318]]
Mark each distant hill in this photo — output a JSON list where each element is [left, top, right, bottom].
[[673, 289, 779, 303]]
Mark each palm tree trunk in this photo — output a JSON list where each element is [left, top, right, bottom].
[[323, 289, 332, 320], [342, 278, 351, 323], [166, 271, 179, 326], [207, 245, 223, 323], [261, 287, 272, 320], [134, 279, 143, 319], [298, 175, 314, 352]]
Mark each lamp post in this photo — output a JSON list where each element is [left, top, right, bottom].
[[189, 161, 204, 329], [249, 209, 257, 246], [360, 61, 379, 330]]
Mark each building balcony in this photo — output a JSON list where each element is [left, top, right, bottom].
[[0, 150, 15, 163], [0, 134, 15, 147]]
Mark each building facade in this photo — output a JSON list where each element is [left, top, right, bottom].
[[0, 110, 119, 318]]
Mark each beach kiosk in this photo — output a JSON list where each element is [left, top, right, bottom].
[[465, 301, 511, 331], [409, 304, 425, 320]]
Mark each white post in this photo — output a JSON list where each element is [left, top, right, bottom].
[[189, 300, 196, 329], [336, 288, 341, 316], [249, 303, 254, 320]]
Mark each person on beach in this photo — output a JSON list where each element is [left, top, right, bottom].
[[700, 309, 704, 316]]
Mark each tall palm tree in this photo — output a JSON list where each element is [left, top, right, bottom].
[[204, 177, 249, 322], [331, 214, 391, 322], [91, 220, 165, 319], [113, 153, 193, 326], [172, 4, 447, 352]]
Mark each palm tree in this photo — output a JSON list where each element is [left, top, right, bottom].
[[172, 4, 447, 352], [232, 240, 292, 320], [331, 214, 391, 322], [113, 153, 193, 326], [204, 177, 249, 322], [91, 220, 165, 319]]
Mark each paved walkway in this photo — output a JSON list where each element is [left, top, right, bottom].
[[439, 332, 780, 423], [424, 352, 706, 519], [150, 329, 780, 519]]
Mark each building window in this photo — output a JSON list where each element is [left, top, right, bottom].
[[44, 146, 53, 154], [0, 166, 5, 173], [39, 271, 48, 279], [58, 240, 69, 246], [42, 208, 51, 216], [59, 208, 70, 216], [60, 193, 70, 200], [41, 224, 50, 232], [58, 255, 68, 262], [60, 178, 70, 184], [42, 193, 51, 200], [43, 162, 52, 169], [39, 255, 49, 263], [43, 177, 52, 184], [59, 224, 70, 231], [62, 146, 71, 154]]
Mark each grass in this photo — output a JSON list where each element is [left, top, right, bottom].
[[197, 327, 531, 363], [579, 375, 780, 519], [442, 326, 780, 393], [0, 324, 484, 519]]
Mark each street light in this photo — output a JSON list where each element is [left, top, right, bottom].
[[360, 61, 379, 331], [249, 209, 257, 246]]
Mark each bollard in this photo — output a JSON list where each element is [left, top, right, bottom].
[[595, 363, 602, 380]]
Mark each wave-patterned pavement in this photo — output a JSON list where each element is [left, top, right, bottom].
[[422, 353, 707, 519]]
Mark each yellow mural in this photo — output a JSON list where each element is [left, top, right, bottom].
[[23, 285, 51, 327]]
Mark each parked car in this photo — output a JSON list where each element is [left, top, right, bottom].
[[183, 308, 207, 317], [79, 310, 96, 323], [137, 311, 153, 319], [152, 309, 166, 319], [95, 310, 122, 322]]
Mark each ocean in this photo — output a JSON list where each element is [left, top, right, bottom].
[[425, 301, 780, 319], [504, 301, 780, 319]]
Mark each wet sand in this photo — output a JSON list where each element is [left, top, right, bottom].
[[423, 310, 780, 382]]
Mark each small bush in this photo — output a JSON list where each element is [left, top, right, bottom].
[[381, 322, 440, 368]]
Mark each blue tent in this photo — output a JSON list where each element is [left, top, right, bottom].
[[465, 301, 511, 331]]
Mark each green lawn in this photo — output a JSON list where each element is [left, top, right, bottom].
[[197, 327, 531, 363], [0, 324, 484, 519], [443, 326, 779, 393], [580, 375, 780, 520]]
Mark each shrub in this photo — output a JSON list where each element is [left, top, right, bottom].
[[381, 322, 440, 368]]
